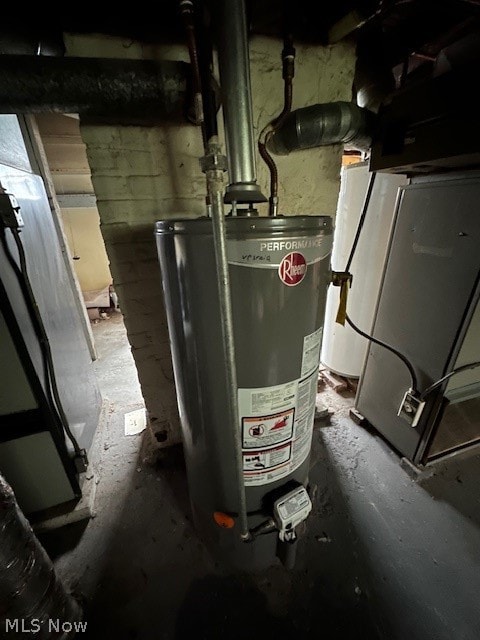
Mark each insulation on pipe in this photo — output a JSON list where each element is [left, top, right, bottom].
[[0, 474, 82, 639], [0, 56, 190, 124]]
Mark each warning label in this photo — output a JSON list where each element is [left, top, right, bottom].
[[242, 409, 294, 449], [301, 327, 323, 378], [249, 381, 297, 415], [238, 370, 317, 487], [243, 443, 291, 472]]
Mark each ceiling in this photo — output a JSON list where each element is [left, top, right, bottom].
[[1, 1, 479, 95], [3, 1, 480, 59]]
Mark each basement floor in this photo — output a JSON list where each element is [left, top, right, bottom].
[[40, 314, 480, 640]]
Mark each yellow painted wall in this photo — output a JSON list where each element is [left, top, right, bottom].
[[61, 207, 112, 294]]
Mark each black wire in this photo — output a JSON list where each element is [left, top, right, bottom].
[[2, 227, 82, 456], [345, 171, 376, 273], [346, 314, 418, 391], [341, 169, 419, 392], [420, 361, 480, 401], [11, 229, 82, 456], [1, 229, 54, 412]]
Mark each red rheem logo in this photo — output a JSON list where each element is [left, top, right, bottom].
[[278, 252, 307, 286]]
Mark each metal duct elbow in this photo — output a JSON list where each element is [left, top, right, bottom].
[[266, 102, 374, 155]]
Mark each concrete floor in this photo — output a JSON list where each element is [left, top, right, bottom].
[[42, 314, 480, 640]]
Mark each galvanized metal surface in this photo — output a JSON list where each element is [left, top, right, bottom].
[[156, 215, 332, 567], [267, 102, 373, 155], [321, 164, 406, 378], [0, 165, 101, 454], [356, 173, 480, 461], [216, 0, 265, 203], [205, 162, 250, 540]]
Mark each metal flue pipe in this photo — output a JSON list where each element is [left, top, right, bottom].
[[215, 0, 266, 204], [0, 473, 82, 636], [267, 102, 374, 155]]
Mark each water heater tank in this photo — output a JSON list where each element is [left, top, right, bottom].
[[321, 164, 406, 378], [156, 215, 332, 568]]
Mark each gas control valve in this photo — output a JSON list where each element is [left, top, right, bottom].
[[273, 486, 312, 543]]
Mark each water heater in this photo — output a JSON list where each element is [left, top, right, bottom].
[[156, 215, 332, 568]]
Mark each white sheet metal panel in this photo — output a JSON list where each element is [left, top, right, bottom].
[[321, 163, 407, 377]]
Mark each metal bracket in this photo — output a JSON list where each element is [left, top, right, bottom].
[[331, 270, 353, 287], [331, 271, 353, 326], [199, 140, 228, 174]]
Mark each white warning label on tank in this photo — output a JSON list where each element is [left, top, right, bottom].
[[239, 371, 317, 486], [227, 235, 331, 268], [243, 443, 291, 472], [242, 409, 294, 449], [301, 327, 323, 378]]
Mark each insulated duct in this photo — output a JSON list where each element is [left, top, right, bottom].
[[0, 473, 82, 635], [266, 102, 374, 155], [0, 56, 190, 124]]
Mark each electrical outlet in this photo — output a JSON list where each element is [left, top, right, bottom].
[[398, 390, 425, 427]]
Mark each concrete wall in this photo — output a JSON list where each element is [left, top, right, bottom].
[[66, 34, 355, 445]]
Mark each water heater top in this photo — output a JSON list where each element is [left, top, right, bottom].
[[155, 215, 332, 237]]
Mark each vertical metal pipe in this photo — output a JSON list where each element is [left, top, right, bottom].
[[201, 137, 250, 540], [0, 473, 82, 635], [209, 181, 250, 540], [216, 0, 265, 204]]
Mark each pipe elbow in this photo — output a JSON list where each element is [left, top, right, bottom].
[[266, 101, 375, 155]]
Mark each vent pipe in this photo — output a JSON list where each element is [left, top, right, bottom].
[[267, 102, 374, 155], [215, 0, 266, 203]]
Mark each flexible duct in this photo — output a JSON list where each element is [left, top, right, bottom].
[[266, 102, 374, 155], [0, 473, 82, 637], [0, 56, 190, 124]]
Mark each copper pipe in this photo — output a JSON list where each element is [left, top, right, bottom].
[[180, 0, 204, 134], [258, 36, 295, 216]]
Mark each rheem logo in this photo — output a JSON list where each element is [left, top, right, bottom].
[[278, 252, 307, 286]]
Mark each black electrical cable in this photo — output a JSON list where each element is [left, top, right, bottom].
[[346, 314, 418, 391], [420, 361, 480, 401], [345, 171, 376, 273], [1, 227, 82, 457], [341, 170, 419, 392], [1, 229, 54, 413]]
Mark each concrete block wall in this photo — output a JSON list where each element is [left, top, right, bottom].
[[67, 34, 355, 445], [80, 124, 205, 444]]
